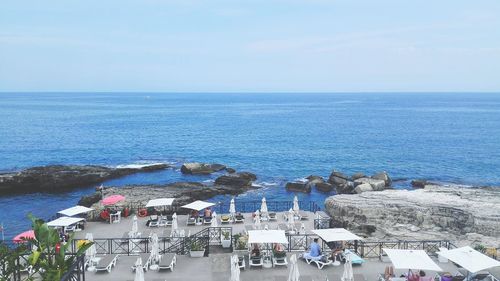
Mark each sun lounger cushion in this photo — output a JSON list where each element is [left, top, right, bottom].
[[345, 249, 365, 264], [95, 255, 117, 273], [158, 254, 176, 271]]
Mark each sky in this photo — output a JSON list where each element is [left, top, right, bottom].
[[1, 0, 499, 93]]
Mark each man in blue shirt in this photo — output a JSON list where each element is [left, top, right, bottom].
[[309, 238, 322, 257]]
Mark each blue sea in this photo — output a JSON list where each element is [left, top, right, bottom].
[[1, 92, 500, 240]]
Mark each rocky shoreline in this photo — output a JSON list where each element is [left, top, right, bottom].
[[0, 163, 169, 195], [79, 171, 259, 212], [324, 184, 500, 248]]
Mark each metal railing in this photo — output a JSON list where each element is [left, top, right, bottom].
[[86, 200, 322, 222], [60, 254, 86, 281]]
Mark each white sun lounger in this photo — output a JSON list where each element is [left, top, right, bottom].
[[130, 253, 152, 272], [158, 253, 176, 272], [301, 253, 332, 269], [94, 255, 118, 273]]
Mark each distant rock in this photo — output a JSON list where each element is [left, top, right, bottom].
[[214, 172, 257, 188], [328, 170, 354, 194], [180, 162, 226, 175], [354, 178, 386, 191], [0, 164, 169, 195], [306, 175, 325, 185], [226, 167, 236, 174], [354, 183, 373, 194], [372, 171, 392, 187], [285, 182, 312, 193], [315, 182, 334, 193], [351, 172, 366, 181], [411, 179, 427, 189], [78, 193, 101, 207]]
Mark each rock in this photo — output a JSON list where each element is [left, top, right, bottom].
[[324, 185, 500, 247], [354, 183, 373, 194], [372, 171, 392, 187], [214, 172, 257, 188], [354, 178, 386, 191], [411, 179, 427, 189], [306, 175, 325, 185], [226, 167, 236, 174], [285, 182, 312, 193], [351, 172, 366, 180], [327, 170, 354, 194], [315, 182, 334, 193], [87, 180, 263, 216], [180, 162, 226, 175], [0, 164, 169, 195], [78, 193, 101, 207]]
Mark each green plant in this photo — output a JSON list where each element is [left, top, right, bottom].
[[235, 233, 248, 250], [0, 243, 28, 281], [474, 244, 486, 253], [222, 231, 231, 240], [26, 214, 93, 280], [190, 240, 204, 251]]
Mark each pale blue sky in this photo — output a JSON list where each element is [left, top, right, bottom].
[[1, 0, 499, 92]]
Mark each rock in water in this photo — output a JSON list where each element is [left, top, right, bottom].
[[324, 185, 500, 246], [354, 178, 386, 191], [180, 162, 226, 174], [353, 183, 373, 194], [351, 172, 366, 180], [327, 170, 354, 194], [315, 182, 334, 193], [411, 179, 427, 189], [214, 172, 257, 188], [285, 182, 312, 193], [0, 164, 169, 195], [372, 171, 392, 187], [306, 175, 325, 185]]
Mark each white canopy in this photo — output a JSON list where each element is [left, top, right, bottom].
[[247, 230, 288, 244], [181, 200, 215, 211], [436, 246, 500, 273], [57, 205, 93, 217], [312, 228, 363, 242], [383, 249, 442, 271], [145, 198, 175, 208], [47, 217, 84, 227]]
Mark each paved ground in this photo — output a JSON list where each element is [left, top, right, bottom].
[[74, 211, 317, 240], [84, 253, 464, 281]]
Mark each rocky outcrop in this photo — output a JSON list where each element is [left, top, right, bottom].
[[214, 172, 257, 188], [315, 182, 334, 192], [411, 179, 427, 189], [285, 182, 312, 193], [328, 171, 353, 194], [372, 171, 392, 187], [351, 172, 366, 181], [0, 164, 169, 195], [354, 178, 386, 191], [180, 162, 226, 175], [306, 175, 325, 185], [87, 181, 261, 215], [353, 183, 373, 194], [324, 185, 500, 247]]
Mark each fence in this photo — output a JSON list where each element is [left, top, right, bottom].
[[86, 200, 322, 222], [60, 254, 86, 281]]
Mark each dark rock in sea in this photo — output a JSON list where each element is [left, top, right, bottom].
[[78, 193, 101, 207], [226, 167, 236, 174], [315, 182, 334, 193], [0, 164, 169, 195], [327, 170, 354, 194], [285, 182, 312, 193], [306, 175, 325, 185], [411, 179, 427, 189], [372, 171, 392, 187], [351, 172, 366, 181], [180, 162, 226, 175], [214, 172, 257, 188]]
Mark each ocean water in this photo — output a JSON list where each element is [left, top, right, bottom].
[[1, 92, 500, 240]]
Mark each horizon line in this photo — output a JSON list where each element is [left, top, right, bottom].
[[1, 91, 500, 94]]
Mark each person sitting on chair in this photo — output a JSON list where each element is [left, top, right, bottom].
[[204, 207, 212, 219], [384, 265, 395, 281], [273, 243, 286, 258], [303, 238, 322, 259], [251, 244, 261, 257]]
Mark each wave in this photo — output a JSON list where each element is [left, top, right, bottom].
[[115, 162, 167, 169]]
